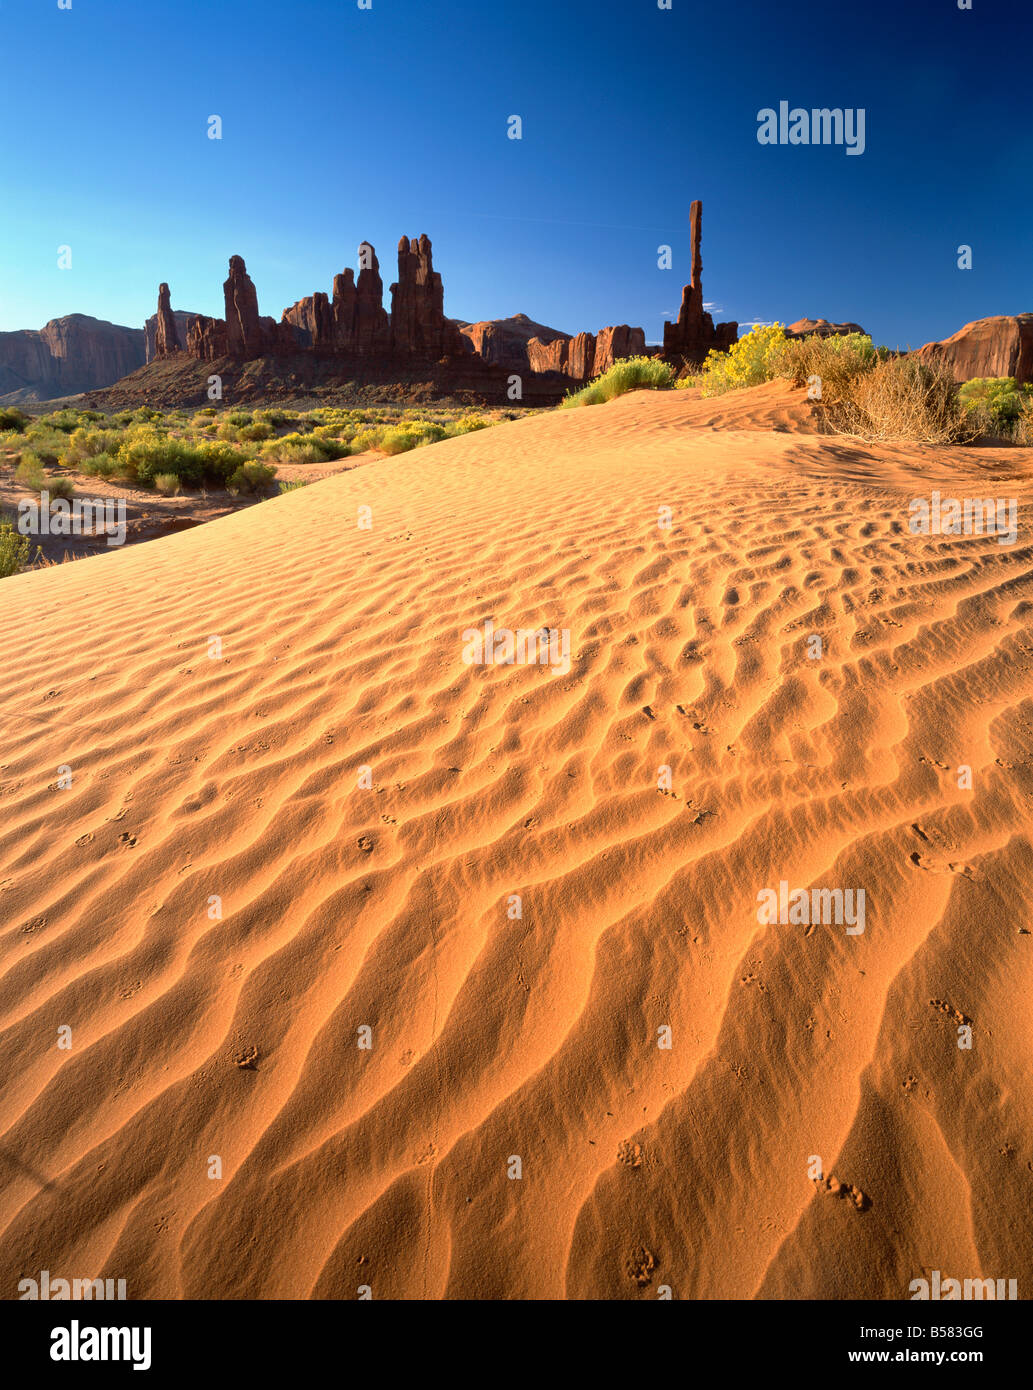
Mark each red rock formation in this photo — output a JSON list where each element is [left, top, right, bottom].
[[154, 283, 181, 358], [663, 200, 738, 362], [592, 325, 646, 374], [223, 255, 264, 358], [355, 243, 391, 352], [527, 336, 569, 374], [460, 313, 569, 370], [0, 315, 146, 398], [786, 318, 866, 339], [186, 315, 228, 361], [390, 235, 463, 356], [914, 314, 1033, 384], [145, 309, 199, 363], [332, 270, 357, 344]]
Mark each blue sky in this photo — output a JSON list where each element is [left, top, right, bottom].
[[1, 0, 1028, 348]]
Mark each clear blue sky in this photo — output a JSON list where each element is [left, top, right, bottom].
[[1, 0, 1029, 348]]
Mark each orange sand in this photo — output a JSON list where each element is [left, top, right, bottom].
[[2, 383, 1032, 1299]]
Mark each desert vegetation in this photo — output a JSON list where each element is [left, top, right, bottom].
[[0, 403, 501, 501], [559, 356, 674, 408]]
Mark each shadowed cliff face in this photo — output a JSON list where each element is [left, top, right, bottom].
[[0, 314, 146, 399]]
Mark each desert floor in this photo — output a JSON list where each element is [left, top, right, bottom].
[[1, 382, 1031, 1299]]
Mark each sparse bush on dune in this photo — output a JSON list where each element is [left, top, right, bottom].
[[444, 413, 491, 436], [378, 421, 449, 454], [774, 331, 878, 402], [697, 325, 787, 396], [153, 473, 181, 496], [559, 355, 674, 408], [0, 517, 32, 578], [277, 479, 309, 493], [830, 356, 973, 445]]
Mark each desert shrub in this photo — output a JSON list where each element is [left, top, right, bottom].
[[225, 410, 253, 427], [444, 413, 492, 436], [81, 453, 119, 479], [77, 409, 106, 423], [0, 517, 31, 578], [0, 406, 28, 431], [194, 407, 218, 419], [378, 421, 449, 454], [15, 452, 46, 490], [774, 331, 877, 402], [254, 407, 296, 427], [227, 461, 278, 495], [261, 432, 348, 463], [957, 377, 1032, 437], [697, 325, 787, 396], [237, 421, 274, 442], [23, 426, 65, 465], [63, 426, 123, 465], [831, 356, 972, 444], [41, 409, 82, 434], [47, 474, 75, 501], [559, 355, 675, 408], [349, 425, 387, 453], [116, 426, 249, 487], [153, 473, 181, 496], [673, 372, 700, 390], [278, 479, 308, 493]]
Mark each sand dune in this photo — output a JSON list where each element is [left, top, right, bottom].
[[2, 383, 1032, 1299]]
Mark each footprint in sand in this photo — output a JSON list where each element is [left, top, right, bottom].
[[814, 1173, 870, 1211], [624, 1246, 657, 1286]]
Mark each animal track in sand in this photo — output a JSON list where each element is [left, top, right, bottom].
[[624, 1246, 657, 1286], [813, 1174, 870, 1211], [930, 999, 972, 1027]]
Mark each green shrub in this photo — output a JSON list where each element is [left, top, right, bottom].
[[237, 421, 274, 442], [47, 474, 75, 501], [15, 452, 46, 490], [63, 426, 123, 465], [261, 432, 348, 463], [81, 453, 119, 479], [116, 426, 250, 487], [40, 409, 82, 434], [153, 473, 181, 496], [957, 377, 1032, 436], [444, 413, 492, 436], [0, 518, 31, 578], [254, 407, 297, 427], [377, 421, 449, 454], [697, 325, 787, 396], [278, 479, 309, 493], [225, 410, 253, 427], [0, 406, 28, 432], [559, 355, 674, 408], [227, 461, 278, 495]]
